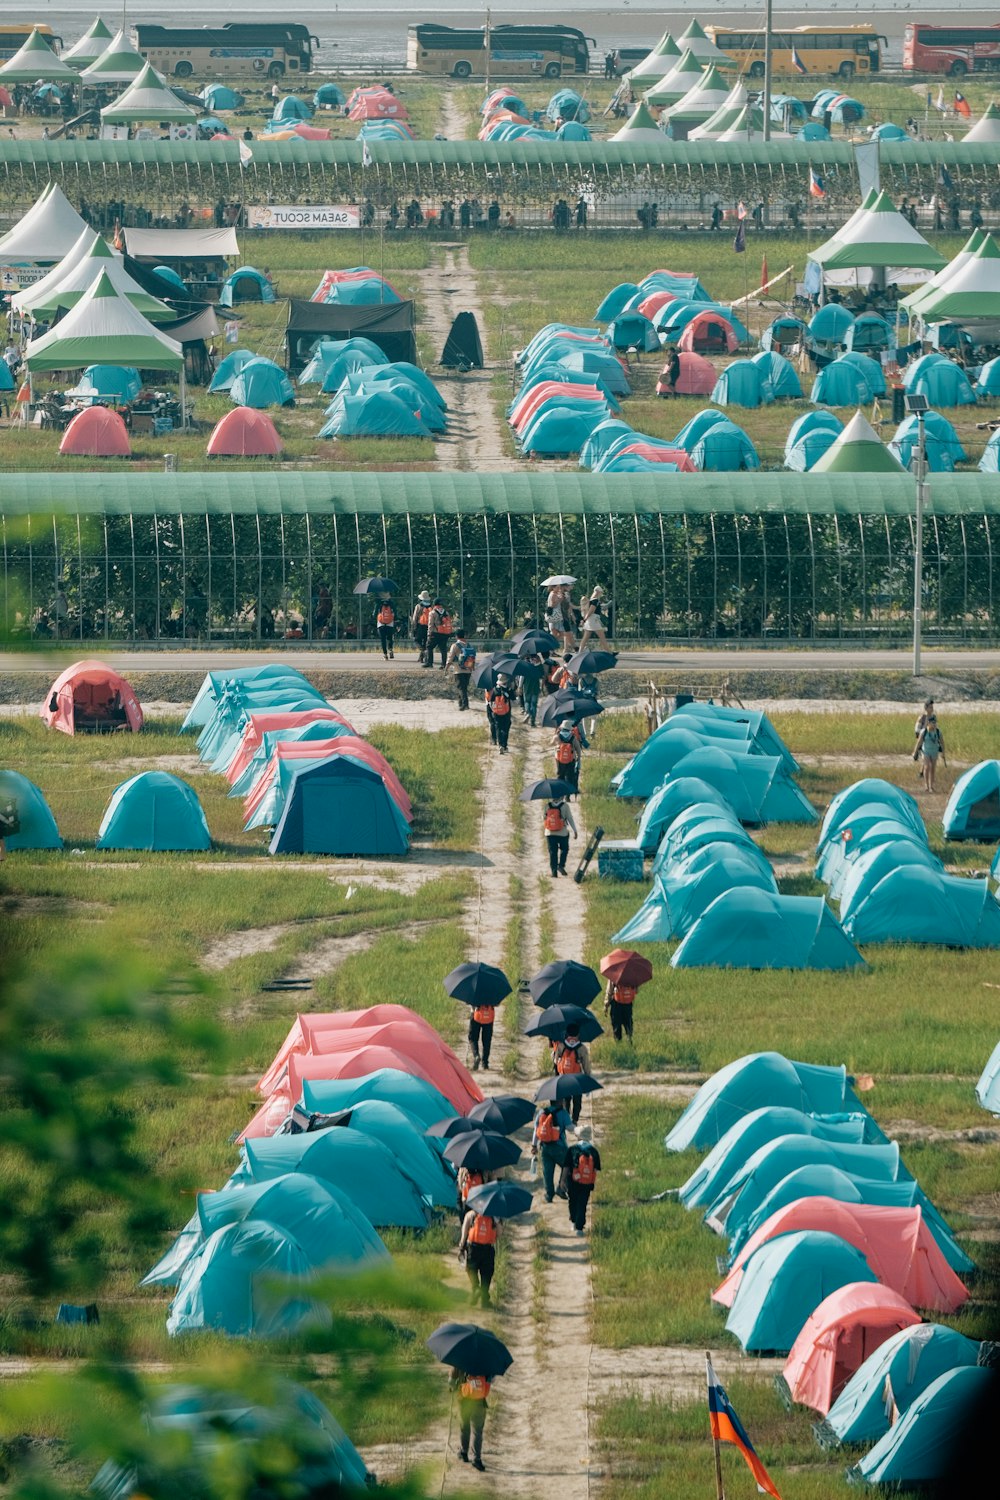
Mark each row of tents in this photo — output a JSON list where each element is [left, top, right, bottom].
[[182, 663, 412, 856], [667, 1051, 988, 1488], [52, 401, 285, 458], [479, 86, 592, 144]]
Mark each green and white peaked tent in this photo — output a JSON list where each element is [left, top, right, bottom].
[[964, 101, 1000, 144], [62, 17, 114, 71], [809, 190, 946, 285], [101, 63, 197, 124], [811, 410, 904, 474], [689, 80, 748, 139], [917, 234, 1000, 325], [0, 184, 89, 266], [11, 225, 99, 313], [80, 28, 147, 86], [25, 268, 183, 373], [28, 234, 175, 322], [665, 64, 732, 126], [610, 101, 665, 143], [676, 18, 733, 66], [644, 49, 705, 108], [902, 228, 986, 316], [627, 31, 681, 81], [717, 106, 789, 142], [0, 28, 78, 83]]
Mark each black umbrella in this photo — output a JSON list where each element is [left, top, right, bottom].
[[353, 576, 398, 595], [540, 693, 605, 726], [528, 959, 602, 1009], [534, 1074, 603, 1103], [444, 962, 512, 1007], [442, 1130, 521, 1171], [467, 1181, 533, 1219], [567, 648, 618, 675], [513, 628, 560, 654], [467, 1095, 535, 1134], [425, 1116, 482, 1140], [471, 654, 520, 690], [525, 1004, 604, 1043], [510, 658, 544, 682], [519, 778, 574, 803], [426, 1322, 513, 1379]]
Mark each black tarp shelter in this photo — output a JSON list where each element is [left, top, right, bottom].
[[441, 311, 483, 369], [285, 298, 417, 373]]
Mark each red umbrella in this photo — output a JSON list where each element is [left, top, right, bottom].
[[599, 949, 653, 987]]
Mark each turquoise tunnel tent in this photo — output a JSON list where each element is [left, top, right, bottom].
[[819, 1323, 981, 1447], [847, 1367, 997, 1487], [320, 1099, 458, 1207], [617, 742, 814, 823], [841, 867, 1000, 948], [651, 807, 766, 875], [268, 756, 410, 856], [943, 761, 1000, 840], [665, 1052, 872, 1153], [96, 771, 210, 851], [241, 1127, 432, 1227], [614, 845, 777, 944], [182, 665, 314, 730], [635, 778, 736, 854], [208, 348, 258, 394], [0, 770, 62, 850], [671, 702, 799, 770], [824, 823, 935, 904], [678, 1106, 875, 1211], [836, 841, 943, 922], [976, 1039, 1000, 1115], [819, 777, 925, 853], [166, 1219, 333, 1338], [671, 890, 863, 971], [725, 1230, 878, 1354], [300, 1070, 455, 1130]]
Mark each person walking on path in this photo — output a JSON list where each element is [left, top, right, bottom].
[[458, 1207, 499, 1308], [604, 976, 637, 1042], [560, 1124, 601, 1234], [488, 676, 513, 754], [412, 591, 431, 660], [446, 630, 476, 709], [580, 587, 610, 646], [554, 1026, 592, 1125], [544, 794, 577, 877], [433, 601, 453, 668], [531, 1099, 574, 1202], [468, 997, 494, 1072], [423, 598, 443, 667], [553, 723, 581, 794], [521, 653, 541, 726], [376, 597, 395, 660], [449, 1368, 491, 1470], [913, 707, 947, 793]]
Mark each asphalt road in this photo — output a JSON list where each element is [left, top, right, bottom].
[[4, 648, 999, 673]]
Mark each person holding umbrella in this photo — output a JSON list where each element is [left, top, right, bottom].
[[559, 1123, 601, 1234], [427, 1323, 512, 1474], [552, 723, 581, 795], [555, 1025, 592, 1124], [444, 962, 512, 1073], [530, 1096, 574, 1202], [458, 1202, 501, 1308], [600, 949, 654, 1044], [375, 595, 395, 660], [519, 653, 543, 727], [487, 674, 513, 754]]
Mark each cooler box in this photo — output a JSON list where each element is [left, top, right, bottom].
[[597, 839, 644, 881]]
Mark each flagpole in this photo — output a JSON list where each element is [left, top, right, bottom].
[[707, 1354, 726, 1500], [762, 0, 772, 143]]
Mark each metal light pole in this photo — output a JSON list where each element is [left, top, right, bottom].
[[909, 399, 929, 675], [762, 0, 773, 143]]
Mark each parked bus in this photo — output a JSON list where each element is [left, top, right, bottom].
[[0, 24, 62, 61], [134, 23, 317, 81], [407, 23, 591, 79], [707, 24, 884, 80], [903, 23, 1000, 77]]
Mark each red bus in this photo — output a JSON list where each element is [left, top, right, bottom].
[[903, 23, 1000, 77]]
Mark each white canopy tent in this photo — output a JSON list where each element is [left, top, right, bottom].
[[0, 185, 90, 267], [27, 235, 175, 322], [809, 190, 946, 291], [689, 80, 748, 140], [11, 225, 100, 313], [627, 31, 681, 81], [80, 29, 147, 87], [644, 50, 705, 109], [100, 63, 198, 125], [0, 28, 79, 84], [61, 17, 114, 71], [610, 101, 666, 144], [964, 102, 1000, 144]]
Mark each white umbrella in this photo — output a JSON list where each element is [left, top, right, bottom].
[[542, 575, 576, 587]]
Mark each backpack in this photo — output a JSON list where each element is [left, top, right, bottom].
[[556, 740, 576, 765], [377, 604, 394, 626], [492, 691, 511, 717], [459, 643, 476, 668], [439, 612, 453, 634], [545, 805, 566, 833], [572, 1149, 597, 1186], [557, 1044, 583, 1075], [418, 607, 430, 627]]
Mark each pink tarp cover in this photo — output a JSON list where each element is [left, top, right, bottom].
[[637, 291, 676, 320], [311, 268, 400, 302], [510, 382, 607, 432], [224, 709, 354, 784], [618, 443, 697, 471], [782, 1281, 922, 1415], [349, 96, 408, 120], [243, 736, 412, 822], [42, 659, 143, 735], [207, 407, 283, 457], [677, 313, 740, 355], [257, 1003, 442, 1095], [59, 405, 131, 458], [713, 1198, 968, 1315]]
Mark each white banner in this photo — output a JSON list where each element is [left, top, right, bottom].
[[247, 205, 360, 231]]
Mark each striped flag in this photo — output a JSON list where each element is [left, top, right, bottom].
[[708, 1356, 782, 1499], [791, 45, 807, 74], [809, 167, 825, 199]]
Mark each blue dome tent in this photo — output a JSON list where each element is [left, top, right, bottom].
[[837, 350, 886, 396], [977, 1040, 1000, 1115], [594, 284, 640, 322], [808, 304, 854, 346], [318, 352, 387, 395], [797, 122, 830, 141], [710, 360, 773, 409], [327, 1099, 457, 1207], [890, 410, 966, 471], [97, 771, 210, 852], [300, 1068, 455, 1129], [230, 358, 295, 409], [606, 312, 660, 352], [690, 418, 760, 471], [673, 702, 798, 768], [870, 122, 908, 142], [547, 88, 588, 122], [166, 1220, 333, 1338], [209, 347, 256, 393], [980, 429, 1000, 472], [0, 769, 61, 850], [760, 315, 807, 353], [644, 745, 814, 824], [152, 265, 187, 294], [784, 410, 844, 469], [272, 94, 312, 122], [0, 361, 14, 393], [652, 813, 772, 879], [556, 120, 590, 140], [822, 1323, 980, 1446], [269, 756, 410, 856], [201, 83, 244, 110], [242, 1131, 431, 1227], [325, 379, 442, 434], [751, 351, 803, 399], [837, 842, 942, 922], [70, 366, 141, 402], [725, 1230, 877, 1353], [314, 82, 346, 108], [903, 353, 976, 407], [219, 267, 276, 308], [672, 890, 865, 972], [943, 760, 1000, 839], [580, 419, 636, 468], [614, 846, 777, 944], [844, 313, 893, 352], [519, 406, 602, 456], [848, 1367, 996, 1487], [842, 866, 1000, 947], [635, 777, 734, 852], [975, 356, 1000, 396], [810, 361, 874, 406], [819, 777, 925, 852]]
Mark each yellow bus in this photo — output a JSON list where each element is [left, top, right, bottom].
[[0, 24, 62, 61], [134, 23, 317, 81], [707, 25, 885, 81], [408, 23, 591, 79]]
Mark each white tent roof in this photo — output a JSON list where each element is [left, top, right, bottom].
[[62, 17, 114, 70], [610, 101, 666, 143], [80, 28, 147, 85], [11, 225, 100, 311], [812, 410, 905, 474], [0, 184, 90, 266], [123, 226, 240, 260], [810, 190, 946, 273], [643, 49, 705, 107], [665, 65, 732, 122], [964, 102, 1000, 144], [918, 234, 1000, 323], [25, 268, 183, 372], [676, 19, 733, 65], [628, 31, 682, 81], [29, 234, 175, 321], [716, 108, 790, 142], [0, 28, 78, 83], [903, 229, 986, 314], [689, 80, 749, 139], [101, 62, 197, 123]]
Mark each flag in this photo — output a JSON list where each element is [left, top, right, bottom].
[[707, 1357, 782, 1499], [934, 86, 945, 112], [938, 163, 954, 192], [955, 91, 971, 118], [733, 218, 746, 253], [791, 45, 807, 75], [809, 167, 825, 200], [760, 254, 769, 289], [361, 137, 373, 167], [238, 138, 253, 167]]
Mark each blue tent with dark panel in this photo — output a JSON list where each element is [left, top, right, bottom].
[[314, 83, 346, 107], [97, 771, 210, 852], [300, 1068, 455, 1129], [269, 755, 410, 856], [678, 1106, 875, 1210], [821, 1323, 980, 1446], [848, 1367, 997, 1487], [606, 312, 660, 352], [0, 769, 62, 850], [219, 268, 277, 309], [943, 760, 1000, 840]]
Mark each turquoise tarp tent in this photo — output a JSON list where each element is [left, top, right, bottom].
[[726, 1230, 877, 1353], [821, 1323, 980, 1446], [837, 842, 942, 922], [615, 845, 777, 944], [0, 769, 62, 849], [320, 388, 432, 438], [166, 1220, 332, 1337], [751, 350, 803, 399], [810, 360, 875, 406], [300, 1068, 455, 1128], [665, 1052, 868, 1153], [208, 347, 256, 394], [848, 1367, 996, 1486], [977, 1039, 1000, 1114], [272, 95, 312, 122], [635, 777, 735, 853], [182, 664, 312, 730], [96, 770, 210, 851], [606, 312, 660, 352], [269, 756, 410, 856], [325, 1098, 457, 1206], [314, 82, 346, 107], [903, 352, 977, 407], [242, 1126, 432, 1227], [652, 817, 772, 879], [711, 359, 774, 409], [614, 726, 751, 797], [219, 268, 277, 308], [595, 284, 640, 321], [617, 744, 814, 823], [520, 406, 602, 455], [230, 358, 295, 409], [819, 778, 925, 852], [201, 84, 244, 109], [679, 1106, 874, 1209], [842, 867, 1000, 947], [827, 823, 938, 902], [890, 410, 965, 471], [943, 760, 1000, 839], [672, 702, 798, 769]]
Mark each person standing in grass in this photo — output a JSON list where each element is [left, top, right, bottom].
[[604, 976, 637, 1043], [530, 1099, 574, 1202], [446, 629, 476, 710], [458, 1206, 499, 1308], [913, 709, 946, 793], [544, 794, 577, 877], [560, 1124, 601, 1235], [449, 1367, 491, 1470]]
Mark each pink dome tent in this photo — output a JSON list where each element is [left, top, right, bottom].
[[656, 351, 718, 396], [59, 405, 131, 458], [223, 708, 355, 784], [257, 1003, 446, 1096], [783, 1282, 922, 1416], [207, 407, 283, 458], [42, 660, 143, 735]]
